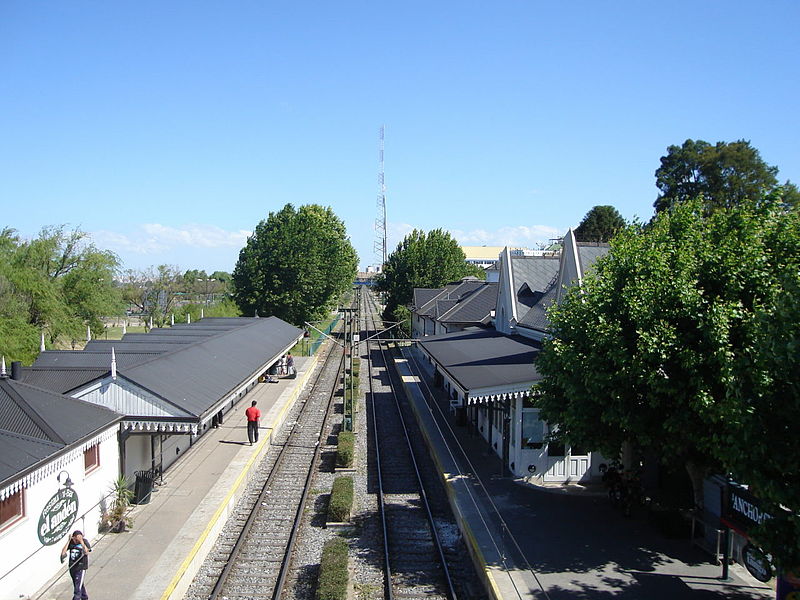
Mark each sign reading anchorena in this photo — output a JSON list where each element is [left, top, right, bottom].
[[38, 487, 79, 545], [724, 483, 774, 534]]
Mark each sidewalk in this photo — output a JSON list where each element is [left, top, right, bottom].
[[34, 354, 318, 600], [396, 347, 774, 600]]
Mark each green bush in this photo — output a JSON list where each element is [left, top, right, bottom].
[[336, 431, 355, 468], [328, 476, 354, 522], [316, 537, 349, 600]]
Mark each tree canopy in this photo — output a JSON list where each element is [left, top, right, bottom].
[[654, 139, 799, 213], [536, 196, 800, 567], [232, 204, 357, 326], [376, 228, 484, 321], [574, 205, 625, 243], [0, 226, 121, 363]]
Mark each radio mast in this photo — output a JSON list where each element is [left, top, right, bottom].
[[374, 125, 387, 269]]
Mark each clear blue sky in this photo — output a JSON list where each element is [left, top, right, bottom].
[[2, 2, 798, 273]]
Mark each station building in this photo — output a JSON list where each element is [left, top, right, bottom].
[[1, 316, 303, 598], [415, 231, 610, 483], [0, 364, 122, 599], [23, 317, 303, 480]]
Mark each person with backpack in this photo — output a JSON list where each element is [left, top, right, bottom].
[[61, 530, 92, 600]]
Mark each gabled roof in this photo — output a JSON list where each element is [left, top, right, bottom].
[[22, 368, 109, 395], [112, 316, 303, 418], [0, 377, 122, 487], [511, 255, 560, 305], [33, 351, 157, 370], [23, 317, 304, 422], [438, 282, 497, 324], [417, 329, 541, 394]]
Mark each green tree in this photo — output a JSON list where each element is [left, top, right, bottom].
[[536, 196, 800, 567], [376, 229, 484, 320], [0, 226, 121, 361], [232, 204, 357, 325], [120, 265, 183, 328], [654, 139, 799, 213], [574, 205, 625, 243]]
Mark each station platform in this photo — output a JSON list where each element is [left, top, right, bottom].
[[34, 353, 319, 600], [395, 347, 774, 600]]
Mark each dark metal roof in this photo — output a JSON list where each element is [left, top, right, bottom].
[[21, 368, 108, 394], [33, 351, 157, 369], [511, 256, 559, 298], [119, 316, 303, 418], [577, 243, 610, 273], [0, 378, 122, 488], [417, 330, 541, 393], [85, 341, 190, 353], [0, 432, 60, 486], [439, 283, 497, 324]]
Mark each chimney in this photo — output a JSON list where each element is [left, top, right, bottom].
[[111, 347, 117, 380], [11, 361, 22, 381], [0, 356, 6, 379]]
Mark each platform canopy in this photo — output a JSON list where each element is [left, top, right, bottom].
[[416, 329, 542, 404]]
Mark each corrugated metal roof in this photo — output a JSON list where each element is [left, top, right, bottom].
[[0, 386, 48, 439], [418, 330, 541, 392], [120, 316, 303, 417], [0, 378, 121, 488], [34, 351, 157, 369], [21, 368, 108, 394], [0, 432, 61, 486], [439, 283, 497, 324]]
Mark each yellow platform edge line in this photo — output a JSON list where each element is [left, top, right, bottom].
[[159, 353, 319, 600]]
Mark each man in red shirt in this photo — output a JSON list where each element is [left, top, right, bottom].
[[245, 400, 261, 445]]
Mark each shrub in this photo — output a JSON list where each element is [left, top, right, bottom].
[[328, 476, 354, 522], [317, 538, 349, 600], [336, 431, 355, 468]]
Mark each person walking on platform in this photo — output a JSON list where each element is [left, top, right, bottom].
[[287, 352, 294, 375], [245, 400, 261, 445], [61, 530, 91, 600]]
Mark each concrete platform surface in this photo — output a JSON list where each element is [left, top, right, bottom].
[[33, 354, 318, 600], [397, 347, 775, 600]]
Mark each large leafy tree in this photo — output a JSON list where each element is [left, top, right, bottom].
[[536, 196, 800, 567], [376, 228, 484, 320], [574, 205, 625, 242], [232, 204, 357, 325], [0, 226, 121, 362], [654, 139, 799, 213], [120, 265, 184, 328]]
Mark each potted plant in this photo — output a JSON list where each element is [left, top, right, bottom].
[[100, 476, 134, 533]]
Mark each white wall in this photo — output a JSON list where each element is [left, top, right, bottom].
[[2, 428, 119, 600]]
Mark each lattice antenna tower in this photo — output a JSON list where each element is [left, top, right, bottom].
[[374, 125, 387, 269]]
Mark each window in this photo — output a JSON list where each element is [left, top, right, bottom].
[[521, 411, 545, 449], [0, 490, 24, 531], [84, 444, 100, 474]]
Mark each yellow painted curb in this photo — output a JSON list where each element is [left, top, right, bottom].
[[159, 353, 320, 600]]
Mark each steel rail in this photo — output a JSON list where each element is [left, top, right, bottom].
[[207, 340, 342, 600], [364, 291, 458, 600]]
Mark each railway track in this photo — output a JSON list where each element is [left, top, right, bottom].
[[184, 338, 343, 600], [362, 289, 482, 600]]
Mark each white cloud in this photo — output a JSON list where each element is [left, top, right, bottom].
[[92, 223, 252, 256]]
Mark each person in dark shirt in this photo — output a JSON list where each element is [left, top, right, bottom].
[[245, 400, 261, 445], [61, 530, 91, 600]]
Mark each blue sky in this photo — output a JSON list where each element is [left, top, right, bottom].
[[2, 2, 799, 273]]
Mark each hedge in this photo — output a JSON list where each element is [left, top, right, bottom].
[[328, 476, 354, 522], [336, 431, 355, 468], [316, 537, 349, 600]]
